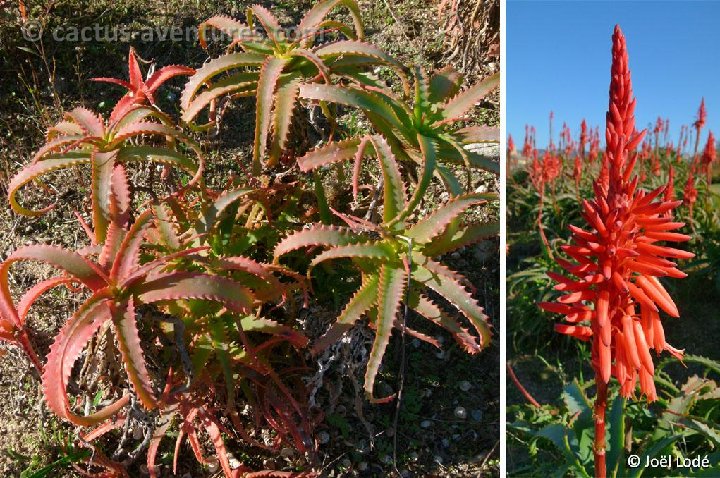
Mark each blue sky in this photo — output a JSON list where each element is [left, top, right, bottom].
[[507, 1, 720, 149]]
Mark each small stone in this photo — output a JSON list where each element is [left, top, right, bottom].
[[318, 430, 330, 444], [358, 462, 368, 471], [207, 458, 220, 472], [454, 406, 468, 420], [441, 438, 450, 448], [420, 420, 433, 428], [381, 454, 393, 465], [400, 471, 412, 478], [471, 409, 483, 422], [341, 458, 351, 468], [132, 427, 144, 440], [228, 454, 242, 469], [433, 455, 443, 465], [280, 447, 295, 458]]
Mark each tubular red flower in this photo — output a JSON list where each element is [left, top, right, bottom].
[[540, 25, 692, 403]]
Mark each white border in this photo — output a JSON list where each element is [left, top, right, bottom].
[[499, 0, 507, 474]]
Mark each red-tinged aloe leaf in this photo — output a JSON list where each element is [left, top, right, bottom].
[[194, 187, 254, 235], [298, 83, 404, 131], [31, 135, 87, 163], [298, 0, 363, 44], [369, 135, 406, 224], [428, 65, 463, 104], [110, 104, 167, 130], [153, 203, 181, 250], [147, 417, 174, 478], [43, 291, 131, 426], [269, 79, 301, 167], [317, 41, 404, 72], [181, 71, 258, 123], [365, 264, 406, 403], [274, 225, 360, 258], [199, 409, 234, 478], [454, 125, 500, 144], [135, 273, 254, 313], [98, 215, 124, 271], [113, 297, 157, 409], [297, 137, 362, 172], [8, 152, 91, 216], [116, 145, 199, 178], [243, 472, 318, 478], [391, 133, 437, 225], [109, 94, 140, 126], [81, 415, 127, 442], [180, 52, 266, 111], [146, 65, 196, 94], [198, 15, 254, 49], [440, 72, 499, 123], [17, 276, 73, 325], [91, 77, 132, 89], [1, 245, 107, 293], [309, 243, 395, 271], [110, 209, 156, 283], [110, 121, 186, 146], [249, 4, 283, 45], [413, 294, 481, 353], [407, 193, 490, 244], [91, 150, 116, 244], [423, 220, 499, 256], [65, 107, 105, 138], [312, 273, 378, 354], [412, 259, 491, 350], [110, 164, 131, 220], [254, 56, 289, 174], [127, 47, 144, 91]]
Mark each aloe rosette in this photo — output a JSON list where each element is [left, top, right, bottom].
[[275, 142, 495, 402], [181, 0, 407, 173], [297, 66, 499, 224], [92, 47, 195, 123], [8, 104, 204, 243], [538, 26, 693, 477], [1, 166, 303, 430]]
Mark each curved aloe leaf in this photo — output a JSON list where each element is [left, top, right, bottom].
[[274, 225, 360, 258], [312, 273, 378, 354], [440, 72, 499, 122], [113, 297, 158, 409], [42, 291, 131, 426], [406, 193, 489, 244], [254, 57, 289, 174], [365, 264, 406, 403]]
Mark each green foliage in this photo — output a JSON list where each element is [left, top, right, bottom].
[[0, 1, 498, 476]]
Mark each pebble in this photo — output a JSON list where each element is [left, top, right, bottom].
[[358, 462, 368, 471], [381, 454, 393, 465], [280, 447, 295, 458], [317, 430, 330, 444], [207, 458, 219, 472], [420, 420, 433, 428], [441, 438, 450, 448], [454, 406, 468, 419], [472, 409, 483, 422], [341, 458, 351, 468]]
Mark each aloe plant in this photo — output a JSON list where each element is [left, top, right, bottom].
[[8, 104, 203, 243], [181, 0, 408, 173], [275, 141, 495, 402], [297, 66, 499, 224]]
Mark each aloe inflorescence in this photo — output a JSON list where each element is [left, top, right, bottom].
[[539, 25, 693, 478]]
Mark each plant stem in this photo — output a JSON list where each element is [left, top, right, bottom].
[[593, 374, 608, 478]]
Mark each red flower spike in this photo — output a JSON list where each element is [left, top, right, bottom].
[[701, 131, 716, 184], [540, 25, 692, 405]]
